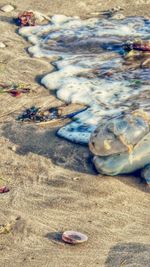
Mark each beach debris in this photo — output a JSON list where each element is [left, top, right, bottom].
[[15, 216, 21, 221], [100, 6, 124, 18], [0, 83, 30, 97], [0, 186, 10, 194], [15, 11, 36, 26], [17, 106, 59, 122], [142, 58, 150, 68], [72, 177, 80, 181], [14, 11, 51, 26], [62, 107, 88, 119], [17, 105, 87, 124], [0, 4, 15, 12], [0, 42, 6, 48], [124, 40, 150, 52], [62, 231, 88, 244], [89, 6, 123, 18], [0, 223, 12, 234], [132, 40, 150, 52], [124, 50, 146, 60], [123, 48, 150, 69]]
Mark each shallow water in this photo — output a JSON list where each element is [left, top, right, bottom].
[[19, 15, 150, 144]]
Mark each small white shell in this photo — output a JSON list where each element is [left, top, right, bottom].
[[0, 42, 6, 48], [1, 4, 15, 12]]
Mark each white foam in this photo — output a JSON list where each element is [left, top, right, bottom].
[[19, 15, 150, 144], [51, 14, 74, 24]]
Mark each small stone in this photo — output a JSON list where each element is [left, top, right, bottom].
[[72, 177, 80, 181], [0, 42, 6, 48], [15, 216, 21, 221], [10, 145, 16, 152], [1, 4, 15, 13]]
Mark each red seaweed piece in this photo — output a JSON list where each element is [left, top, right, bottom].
[[9, 90, 22, 97], [0, 83, 10, 89], [0, 186, 10, 194], [132, 41, 150, 52], [17, 11, 36, 27]]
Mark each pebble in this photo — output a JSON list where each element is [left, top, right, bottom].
[[15, 216, 21, 221], [0, 42, 6, 48], [72, 177, 80, 181], [9, 145, 17, 152], [1, 4, 15, 12]]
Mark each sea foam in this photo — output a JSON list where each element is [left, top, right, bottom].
[[19, 15, 150, 144]]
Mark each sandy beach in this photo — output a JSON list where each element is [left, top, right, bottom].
[[0, 1, 150, 266]]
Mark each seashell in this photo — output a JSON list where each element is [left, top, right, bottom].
[[0, 186, 9, 193], [1, 4, 14, 12], [0, 42, 6, 48], [62, 231, 88, 244]]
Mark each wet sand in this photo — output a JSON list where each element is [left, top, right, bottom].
[[0, 1, 150, 266]]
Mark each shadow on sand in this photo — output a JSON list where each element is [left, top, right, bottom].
[[2, 121, 150, 192], [105, 242, 150, 267], [2, 121, 94, 174]]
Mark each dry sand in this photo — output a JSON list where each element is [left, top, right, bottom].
[[0, 1, 150, 266]]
